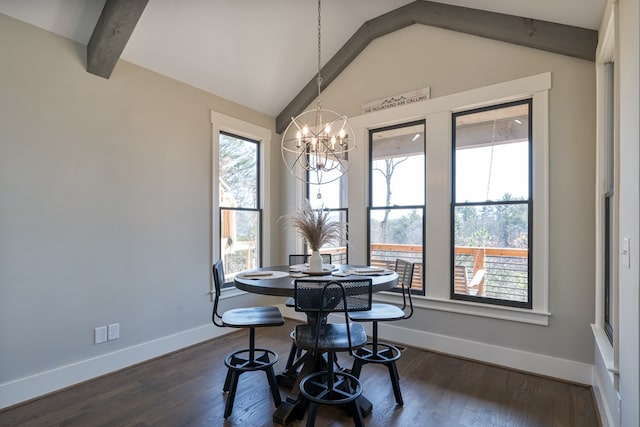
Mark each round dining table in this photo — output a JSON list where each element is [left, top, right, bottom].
[[233, 264, 399, 297], [233, 264, 399, 426]]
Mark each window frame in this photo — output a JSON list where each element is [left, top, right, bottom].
[[450, 99, 533, 308], [347, 72, 550, 325], [219, 131, 262, 285], [211, 111, 271, 289], [367, 120, 426, 295]]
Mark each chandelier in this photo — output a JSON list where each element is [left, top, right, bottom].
[[280, 0, 356, 186]]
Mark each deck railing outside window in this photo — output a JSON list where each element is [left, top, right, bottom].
[[327, 244, 527, 300]]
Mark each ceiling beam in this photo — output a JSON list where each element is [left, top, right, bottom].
[[87, 0, 148, 79], [276, 0, 598, 134]]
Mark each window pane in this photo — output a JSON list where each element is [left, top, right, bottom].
[[371, 123, 425, 207], [321, 209, 348, 265], [309, 172, 345, 210], [604, 62, 615, 193], [453, 203, 529, 303], [308, 165, 348, 263], [455, 104, 529, 203], [369, 207, 424, 293], [221, 208, 260, 279], [219, 132, 258, 209], [604, 195, 614, 342]]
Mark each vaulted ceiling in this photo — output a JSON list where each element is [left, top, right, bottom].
[[0, 0, 606, 127]]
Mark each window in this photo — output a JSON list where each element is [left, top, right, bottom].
[[347, 72, 549, 324], [219, 132, 261, 284], [452, 100, 532, 308], [211, 112, 270, 288], [309, 171, 349, 265], [591, 2, 617, 391], [368, 120, 426, 294], [602, 61, 615, 343]]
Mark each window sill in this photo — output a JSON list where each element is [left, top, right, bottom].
[[375, 292, 550, 325], [592, 323, 617, 374]]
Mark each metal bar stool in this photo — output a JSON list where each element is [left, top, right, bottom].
[[211, 259, 284, 418], [293, 279, 372, 427], [349, 259, 415, 406]]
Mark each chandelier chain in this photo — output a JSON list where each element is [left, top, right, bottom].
[[317, 0, 322, 99]]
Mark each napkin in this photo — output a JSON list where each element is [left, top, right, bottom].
[[289, 272, 308, 278], [241, 271, 273, 278], [354, 268, 386, 273]]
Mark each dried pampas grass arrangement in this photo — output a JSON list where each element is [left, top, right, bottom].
[[282, 200, 345, 252]]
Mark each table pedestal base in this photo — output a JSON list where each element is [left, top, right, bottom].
[[273, 353, 373, 426]]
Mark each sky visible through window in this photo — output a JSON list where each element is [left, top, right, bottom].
[[456, 141, 529, 202], [310, 140, 528, 211]]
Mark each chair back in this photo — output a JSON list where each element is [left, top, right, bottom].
[[288, 253, 332, 265], [294, 279, 372, 355], [395, 259, 415, 319], [294, 279, 371, 314], [212, 259, 225, 327]]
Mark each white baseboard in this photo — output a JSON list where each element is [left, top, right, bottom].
[[280, 310, 594, 384], [374, 321, 593, 384], [0, 324, 229, 410]]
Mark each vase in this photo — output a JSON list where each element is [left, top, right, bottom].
[[308, 250, 323, 273]]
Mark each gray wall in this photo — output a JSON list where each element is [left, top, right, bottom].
[[0, 13, 280, 391], [294, 24, 597, 364]]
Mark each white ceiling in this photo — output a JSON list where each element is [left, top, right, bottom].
[[0, 0, 606, 117]]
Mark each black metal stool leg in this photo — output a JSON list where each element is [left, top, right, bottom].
[[349, 400, 365, 427], [223, 369, 233, 392], [388, 361, 403, 406], [266, 365, 282, 407], [224, 370, 240, 418], [350, 353, 364, 378], [305, 402, 319, 427]]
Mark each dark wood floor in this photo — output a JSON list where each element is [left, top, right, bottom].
[[1, 319, 600, 427]]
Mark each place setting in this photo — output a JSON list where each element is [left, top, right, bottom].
[[236, 270, 290, 280], [288, 263, 338, 278]]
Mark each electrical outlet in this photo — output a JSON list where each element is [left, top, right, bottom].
[[94, 326, 107, 344], [107, 323, 120, 341]]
